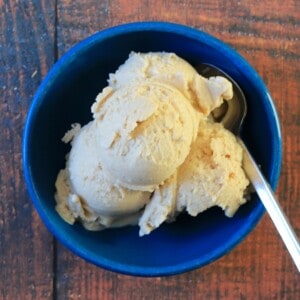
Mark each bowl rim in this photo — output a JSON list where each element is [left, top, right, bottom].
[[23, 21, 282, 276]]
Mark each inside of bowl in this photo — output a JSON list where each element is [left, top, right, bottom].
[[24, 25, 281, 276]]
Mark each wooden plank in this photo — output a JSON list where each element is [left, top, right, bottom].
[[0, 1, 56, 299], [54, 0, 299, 299]]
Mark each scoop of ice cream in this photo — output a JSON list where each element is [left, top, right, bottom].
[[176, 119, 249, 217], [138, 119, 249, 236], [92, 81, 200, 192], [66, 122, 151, 216], [108, 52, 197, 99], [108, 52, 233, 116], [55, 169, 145, 231], [55, 122, 152, 230]]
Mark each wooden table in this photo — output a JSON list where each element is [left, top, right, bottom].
[[1, 1, 299, 299]]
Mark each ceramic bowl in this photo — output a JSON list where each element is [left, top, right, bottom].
[[23, 22, 282, 276]]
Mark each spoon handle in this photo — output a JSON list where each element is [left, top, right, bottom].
[[239, 138, 300, 272]]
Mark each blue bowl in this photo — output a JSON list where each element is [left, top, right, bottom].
[[23, 22, 282, 276]]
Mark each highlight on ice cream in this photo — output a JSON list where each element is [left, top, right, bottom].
[[55, 52, 250, 236]]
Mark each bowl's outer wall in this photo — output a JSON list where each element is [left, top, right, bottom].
[[23, 22, 282, 276]]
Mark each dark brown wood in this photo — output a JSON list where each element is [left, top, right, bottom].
[[0, 1, 56, 299], [1, 0, 299, 299]]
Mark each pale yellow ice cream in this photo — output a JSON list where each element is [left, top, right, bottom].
[[55, 122, 151, 230], [91, 81, 199, 191], [176, 119, 249, 218], [108, 52, 197, 100], [108, 52, 233, 115], [55, 51, 249, 236], [138, 119, 249, 236]]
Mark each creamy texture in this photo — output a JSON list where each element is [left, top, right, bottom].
[[108, 52, 197, 100], [176, 119, 249, 218], [67, 122, 151, 215], [92, 81, 199, 191], [55, 122, 151, 230], [138, 119, 249, 236], [55, 52, 250, 236], [108, 52, 233, 115]]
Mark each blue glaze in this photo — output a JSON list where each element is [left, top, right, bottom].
[[23, 22, 282, 276]]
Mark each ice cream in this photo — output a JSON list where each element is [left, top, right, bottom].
[[108, 52, 197, 100], [176, 119, 249, 218], [91, 81, 199, 191], [138, 119, 249, 236], [55, 52, 250, 236], [55, 122, 151, 230], [108, 52, 233, 115]]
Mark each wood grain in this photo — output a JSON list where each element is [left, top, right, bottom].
[[0, 0, 299, 299], [0, 1, 56, 299], [55, 1, 300, 299]]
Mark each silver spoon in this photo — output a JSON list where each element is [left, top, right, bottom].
[[197, 63, 300, 272]]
